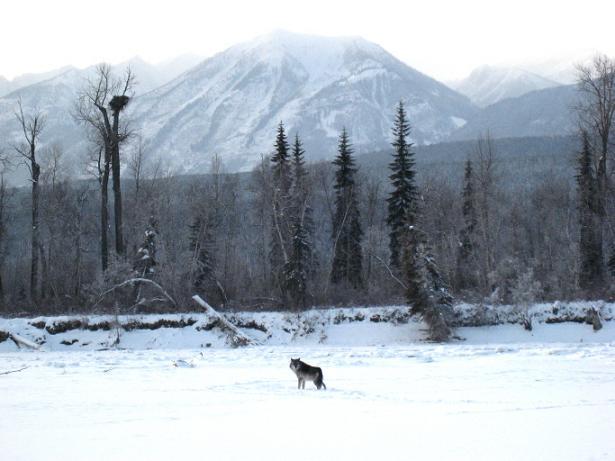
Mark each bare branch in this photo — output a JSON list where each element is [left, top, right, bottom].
[[0, 366, 29, 376], [92, 278, 177, 310]]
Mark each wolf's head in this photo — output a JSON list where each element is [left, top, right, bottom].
[[289, 358, 301, 371]]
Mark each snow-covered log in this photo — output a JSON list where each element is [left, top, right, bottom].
[[192, 295, 255, 347], [9, 332, 41, 350]]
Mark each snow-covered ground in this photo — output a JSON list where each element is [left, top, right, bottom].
[[1, 342, 614, 461], [1, 305, 614, 460]]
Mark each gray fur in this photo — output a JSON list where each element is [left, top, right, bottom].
[[289, 358, 326, 390]]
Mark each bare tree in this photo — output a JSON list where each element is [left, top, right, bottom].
[[0, 150, 10, 303], [90, 142, 111, 272], [575, 55, 615, 290], [576, 55, 615, 207], [473, 133, 501, 295], [75, 64, 134, 269], [128, 135, 148, 206], [14, 99, 46, 301]]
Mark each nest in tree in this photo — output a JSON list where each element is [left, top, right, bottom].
[[109, 95, 130, 112]]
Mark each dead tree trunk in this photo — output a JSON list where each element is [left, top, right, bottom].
[[75, 64, 133, 269], [100, 146, 111, 271], [109, 94, 131, 257], [15, 100, 45, 303], [111, 112, 124, 256], [31, 161, 40, 300], [192, 295, 255, 347]]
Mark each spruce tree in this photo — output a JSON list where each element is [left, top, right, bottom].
[[291, 134, 315, 267], [283, 219, 309, 309], [457, 158, 478, 288], [283, 133, 314, 309], [134, 216, 159, 278], [402, 223, 453, 341], [577, 131, 604, 291], [270, 122, 292, 288], [387, 101, 418, 270], [134, 228, 157, 278], [189, 215, 215, 291], [331, 128, 363, 289], [271, 122, 292, 198], [291, 133, 307, 196], [608, 247, 615, 277]]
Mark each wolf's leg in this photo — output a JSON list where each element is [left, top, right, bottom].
[[301, 379, 305, 389], [297, 378, 301, 389]]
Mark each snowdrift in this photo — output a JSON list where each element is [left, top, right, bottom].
[[0, 302, 613, 352]]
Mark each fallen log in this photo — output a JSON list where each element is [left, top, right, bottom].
[[192, 295, 255, 347], [9, 333, 41, 350]]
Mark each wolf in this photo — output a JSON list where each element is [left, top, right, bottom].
[[289, 358, 326, 390]]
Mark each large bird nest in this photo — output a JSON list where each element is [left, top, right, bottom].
[[109, 95, 130, 112]]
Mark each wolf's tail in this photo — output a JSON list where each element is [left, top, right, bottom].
[[322, 381, 326, 390]]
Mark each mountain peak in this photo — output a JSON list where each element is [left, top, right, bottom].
[[451, 64, 560, 107], [130, 31, 475, 172], [256, 29, 368, 47]]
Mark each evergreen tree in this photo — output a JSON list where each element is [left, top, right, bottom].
[[577, 131, 604, 291], [134, 216, 158, 278], [188, 215, 215, 291], [283, 219, 309, 309], [291, 133, 307, 196], [271, 122, 292, 197], [291, 134, 316, 268], [331, 128, 363, 289], [270, 122, 292, 289], [608, 247, 615, 277], [283, 133, 315, 309], [457, 158, 478, 288], [402, 223, 453, 341], [387, 101, 418, 270]]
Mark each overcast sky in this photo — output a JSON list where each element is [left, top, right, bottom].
[[2, 0, 614, 81]]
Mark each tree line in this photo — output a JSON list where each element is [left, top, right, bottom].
[[0, 56, 613, 324]]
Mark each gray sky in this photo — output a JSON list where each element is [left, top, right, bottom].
[[2, 0, 613, 81]]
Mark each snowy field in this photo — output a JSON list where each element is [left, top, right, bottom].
[[2, 337, 615, 461]]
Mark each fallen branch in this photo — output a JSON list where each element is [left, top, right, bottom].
[[192, 295, 255, 347], [92, 278, 177, 310], [0, 366, 29, 376]]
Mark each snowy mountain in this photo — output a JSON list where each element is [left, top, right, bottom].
[[448, 84, 579, 141], [0, 65, 75, 97], [0, 56, 203, 182], [129, 31, 477, 172], [118, 55, 203, 93], [2, 31, 588, 179], [521, 53, 595, 85], [449, 65, 561, 107], [0, 68, 88, 182]]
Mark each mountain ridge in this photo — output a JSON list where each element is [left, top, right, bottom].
[[449, 65, 561, 107], [0, 31, 585, 181], [130, 30, 478, 172]]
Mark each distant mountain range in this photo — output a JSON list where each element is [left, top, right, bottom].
[[0, 31, 592, 180], [448, 65, 561, 107], [0, 54, 201, 97], [449, 84, 579, 141]]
